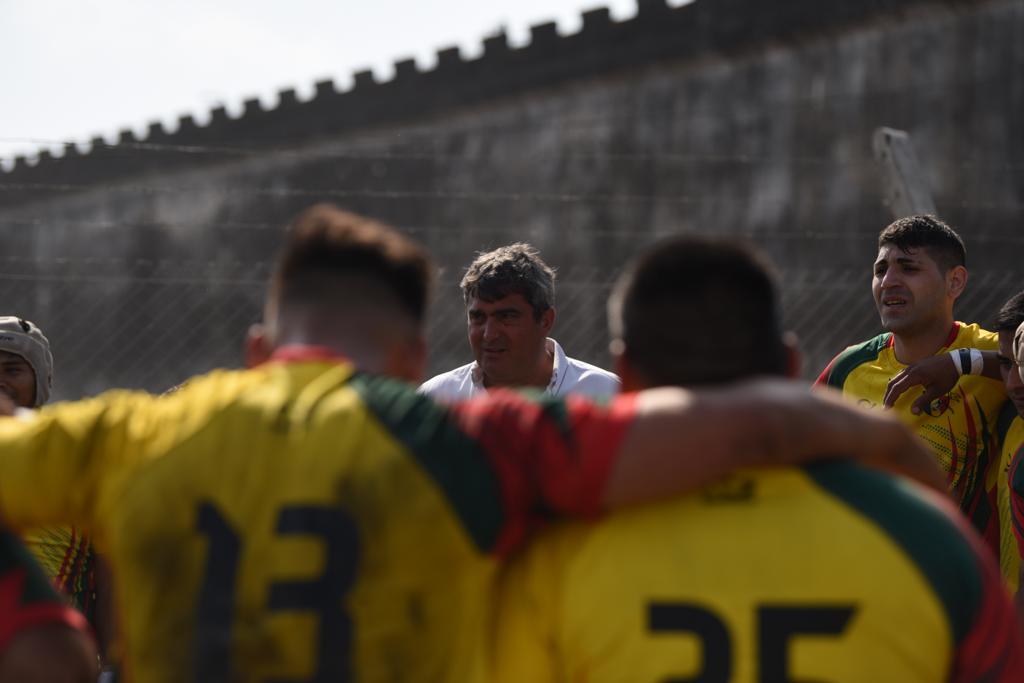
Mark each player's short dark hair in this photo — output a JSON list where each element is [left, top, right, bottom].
[[460, 243, 555, 320], [877, 215, 966, 272], [274, 204, 433, 323], [994, 290, 1024, 333], [609, 236, 787, 387]]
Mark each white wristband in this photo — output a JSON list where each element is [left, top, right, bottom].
[[970, 348, 984, 376], [950, 348, 983, 377]]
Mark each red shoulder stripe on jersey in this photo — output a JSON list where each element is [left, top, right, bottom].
[[54, 526, 77, 587], [0, 568, 90, 653], [878, 324, 959, 353], [883, 323, 958, 350], [813, 358, 835, 387], [64, 534, 92, 614], [450, 390, 638, 557], [944, 322, 962, 349]]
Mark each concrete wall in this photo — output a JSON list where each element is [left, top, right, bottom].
[[0, 0, 1020, 398]]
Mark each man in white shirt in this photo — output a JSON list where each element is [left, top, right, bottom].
[[419, 243, 619, 400]]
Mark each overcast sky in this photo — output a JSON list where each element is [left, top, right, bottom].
[[0, 0, 690, 162]]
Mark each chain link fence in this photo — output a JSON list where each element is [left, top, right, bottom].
[[0, 0, 1019, 401], [0, 247, 1019, 402]]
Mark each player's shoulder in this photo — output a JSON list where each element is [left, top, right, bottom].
[[351, 372, 511, 552], [821, 333, 892, 388], [953, 322, 999, 350], [803, 460, 973, 550], [803, 460, 990, 643], [139, 367, 268, 420], [28, 382, 168, 429], [349, 371, 508, 474], [350, 370, 441, 422], [358, 373, 556, 443], [166, 366, 262, 398]]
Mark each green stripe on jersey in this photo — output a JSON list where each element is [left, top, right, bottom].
[[826, 333, 891, 389], [349, 373, 505, 553], [494, 387, 576, 445], [805, 461, 981, 644], [534, 392, 574, 444]]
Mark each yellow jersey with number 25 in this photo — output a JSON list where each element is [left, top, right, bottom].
[[495, 463, 1023, 683]]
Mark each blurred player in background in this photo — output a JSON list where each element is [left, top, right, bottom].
[[0, 318, 101, 633], [0, 528, 96, 683], [991, 294, 1024, 598], [0, 318, 50, 410], [0, 206, 938, 681], [419, 243, 620, 400], [817, 216, 1005, 549], [496, 236, 1023, 682]]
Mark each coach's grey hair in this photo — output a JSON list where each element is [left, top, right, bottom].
[[459, 243, 556, 319]]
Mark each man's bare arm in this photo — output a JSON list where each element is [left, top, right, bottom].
[[603, 379, 945, 508], [883, 350, 1002, 413]]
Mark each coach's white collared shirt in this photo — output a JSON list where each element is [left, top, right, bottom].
[[418, 338, 620, 401]]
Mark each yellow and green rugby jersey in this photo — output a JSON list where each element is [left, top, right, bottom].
[[817, 323, 1005, 547], [21, 526, 95, 621], [1007, 409, 1024, 593], [996, 402, 1023, 593], [495, 462, 1024, 683], [0, 348, 633, 683], [0, 529, 90, 651]]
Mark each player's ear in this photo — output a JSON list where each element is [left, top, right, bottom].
[[946, 265, 968, 301], [245, 323, 273, 368], [782, 331, 802, 380], [539, 306, 555, 334], [408, 334, 427, 384], [389, 333, 427, 385], [611, 339, 644, 392]]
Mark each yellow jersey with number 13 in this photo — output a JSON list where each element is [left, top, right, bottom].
[[0, 349, 634, 683]]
